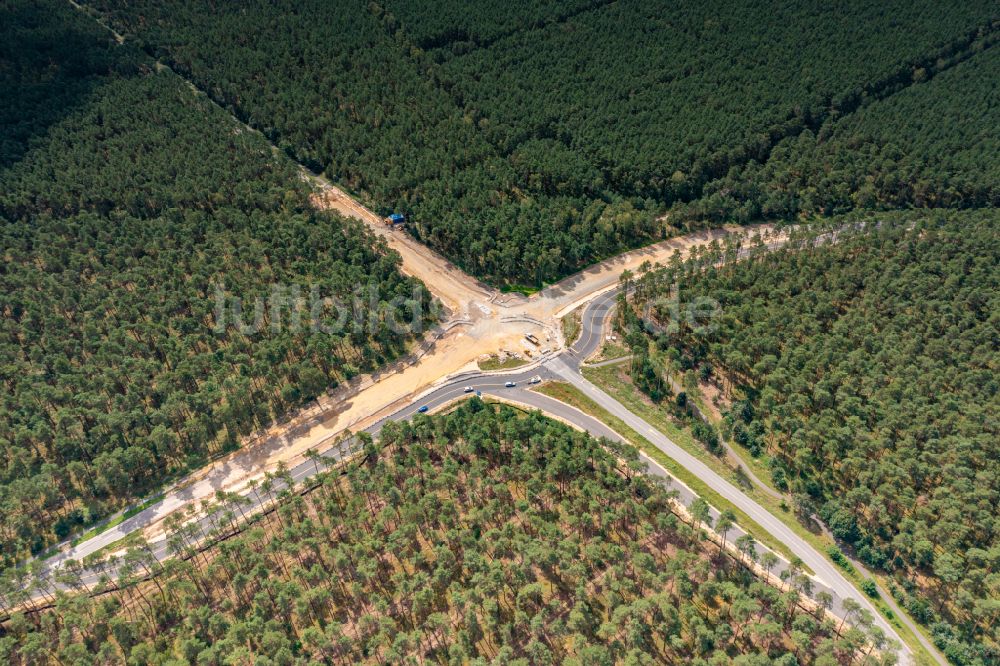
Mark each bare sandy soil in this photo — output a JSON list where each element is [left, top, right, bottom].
[[696, 378, 728, 421], [534, 223, 783, 319], [134, 178, 781, 543], [308, 179, 493, 314]]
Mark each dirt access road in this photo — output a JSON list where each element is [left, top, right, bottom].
[[305, 173, 783, 464], [308, 178, 494, 315], [58, 176, 780, 559], [51, 6, 786, 555]]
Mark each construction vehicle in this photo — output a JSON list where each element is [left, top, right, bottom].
[[524, 333, 540, 346], [384, 213, 405, 228]]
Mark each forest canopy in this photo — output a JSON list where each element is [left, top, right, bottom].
[[1, 1, 997, 662], [623, 211, 1000, 664], [678, 42, 1000, 224], [0, 401, 894, 664], [0, 0, 432, 565], [87, 0, 998, 284]]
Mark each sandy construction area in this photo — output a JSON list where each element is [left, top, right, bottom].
[[136, 177, 779, 541], [309, 179, 493, 314]]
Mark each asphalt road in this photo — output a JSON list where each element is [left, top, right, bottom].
[[34, 263, 911, 665], [557, 288, 910, 662], [368, 284, 908, 662], [42, 234, 824, 565]]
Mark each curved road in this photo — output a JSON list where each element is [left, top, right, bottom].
[[31, 286, 912, 665], [23, 9, 917, 654]]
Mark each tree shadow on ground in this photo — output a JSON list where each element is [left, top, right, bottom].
[[0, 1, 134, 175]]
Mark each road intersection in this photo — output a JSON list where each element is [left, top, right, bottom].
[[36, 282, 911, 664], [20, 153, 911, 663], [28, 8, 924, 661]]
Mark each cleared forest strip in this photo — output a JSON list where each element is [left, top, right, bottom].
[[81, 13, 493, 318], [307, 173, 496, 313]]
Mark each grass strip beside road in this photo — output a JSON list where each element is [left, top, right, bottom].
[[81, 531, 147, 566], [560, 309, 581, 346], [71, 494, 165, 547], [592, 342, 630, 363], [584, 363, 770, 495], [649, 349, 785, 496], [581, 363, 939, 665], [500, 284, 540, 296], [478, 355, 530, 371], [534, 380, 801, 565]]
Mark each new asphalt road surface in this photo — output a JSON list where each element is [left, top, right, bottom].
[[33, 281, 911, 664]]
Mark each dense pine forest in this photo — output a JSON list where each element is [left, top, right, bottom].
[[89, 0, 660, 286], [0, 402, 895, 664], [86, 0, 997, 285], [0, 0, 432, 565], [432, 0, 996, 200], [2, 0, 998, 663], [678, 43, 1000, 224], [621, 212, 999, 664], [381, 0, 608, 50]]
